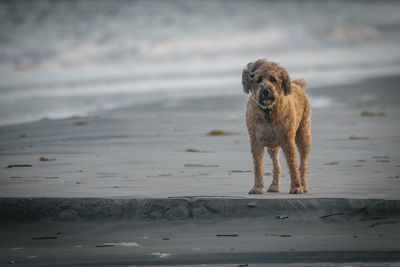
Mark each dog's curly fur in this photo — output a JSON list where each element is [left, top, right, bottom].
[[242, 59, 311, 194]]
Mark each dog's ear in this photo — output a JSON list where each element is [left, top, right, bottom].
[[280, 66, 292, 95], [242, 62, 254, 94], [242, 61, 263, 94]]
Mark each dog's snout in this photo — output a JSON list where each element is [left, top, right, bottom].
[[261, 88, 270, 97]]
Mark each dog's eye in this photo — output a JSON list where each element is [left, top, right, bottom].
[[269, 76, 276, 83], [256, 76, 263, 83]]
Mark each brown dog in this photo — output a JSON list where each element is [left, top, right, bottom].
[[242, 59, 311, 194]]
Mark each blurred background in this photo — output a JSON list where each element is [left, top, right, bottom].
[[1, 0, 400, 125]]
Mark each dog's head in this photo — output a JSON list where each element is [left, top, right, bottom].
[[242, 59, 291, 107]]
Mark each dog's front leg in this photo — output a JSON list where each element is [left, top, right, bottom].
[[282, 142, 304, 194], [249, 140, 265, 194], [267, 146, 281, 192]]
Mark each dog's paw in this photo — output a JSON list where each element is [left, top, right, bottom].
[[302, 185, 308, 193], [267, 184, 280, 192], [248, 186, 264, 194], [289, 186, 304, 194]]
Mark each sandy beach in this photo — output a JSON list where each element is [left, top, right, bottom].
[[0, 75, 400, 265], [1, 1, 400, 265], [1, 75, 399, 199]]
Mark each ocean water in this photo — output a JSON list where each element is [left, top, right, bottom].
[[1, 0, 400, 125]]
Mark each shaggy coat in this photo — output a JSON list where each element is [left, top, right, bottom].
[[242, 59, 311, 194]]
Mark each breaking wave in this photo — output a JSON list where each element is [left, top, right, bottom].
[[1, 0, 400, 125]]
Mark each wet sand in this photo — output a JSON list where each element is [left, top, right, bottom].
[[0, 76, 399, 199], [1, 215, 400, 266]]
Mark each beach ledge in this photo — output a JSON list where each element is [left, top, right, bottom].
[[1, 197, 400, 221]]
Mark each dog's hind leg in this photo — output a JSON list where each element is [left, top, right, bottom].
[[296, 117, 311, 193], [282, 142, 304, 194], [248, 140, 265, 194], [267, 146, 281, 192]]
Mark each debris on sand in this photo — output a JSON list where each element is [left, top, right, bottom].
[[6, 164, 32, 168], [369, 221, 396, 227], [32, 236, 58, 240], [39, 157, 56, 162], [146, 173, 172, 177], [216, 234, 239, 237], [95, 244, 114, 248], [96, 242, 139, 247], [186, 148, 201, 152], [276, 215, 289, 220], [184, 163, 219, 167], [186, 148, 214, 153], [360, 110, 385, 117], [266, 233, 292, 237], [206, 129, 238, 136], [349, 135, 369, 140], [229, 170, 252, 175], [247, 202, 257, 207], [323, 162, 339, 166], [319, 212, 345, 219], [75, 121, 88, 126]]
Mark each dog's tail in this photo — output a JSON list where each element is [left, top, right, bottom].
[[293, 79, 308, 90]]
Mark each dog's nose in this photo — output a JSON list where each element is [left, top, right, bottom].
[[261, 88, 270, 97]]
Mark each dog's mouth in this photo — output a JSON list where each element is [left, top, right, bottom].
[[260, 96, 276, 107]]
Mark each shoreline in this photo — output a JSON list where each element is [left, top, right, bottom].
[[1, 73, 400, 128]]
